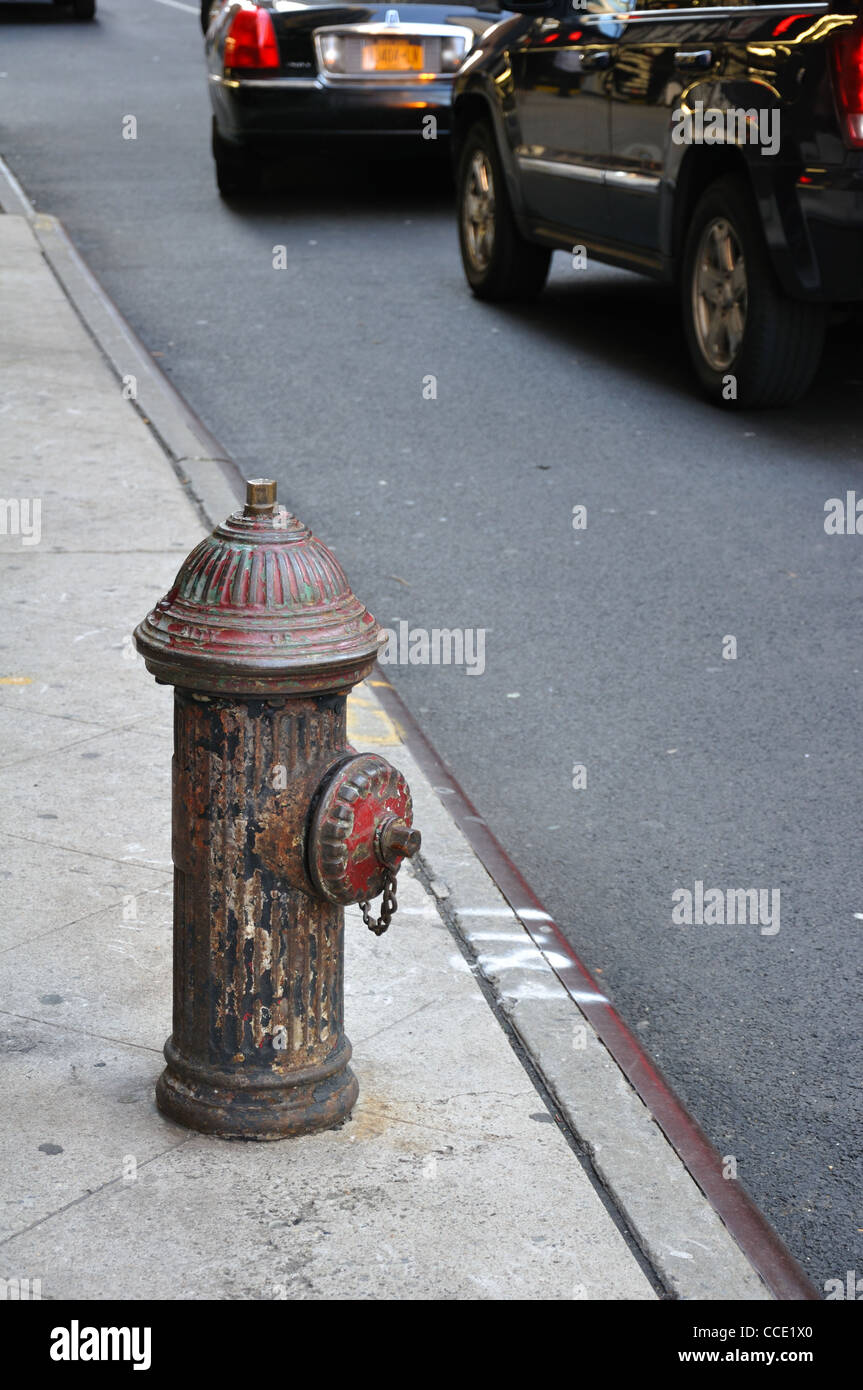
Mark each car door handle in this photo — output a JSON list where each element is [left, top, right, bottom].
[[674, 49, 713, 69], [581, 49, 612, 70]]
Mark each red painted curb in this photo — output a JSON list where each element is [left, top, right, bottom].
[[372, 676, 819, 1302]]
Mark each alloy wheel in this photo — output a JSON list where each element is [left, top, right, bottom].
[[462, 149, 496, 274], [692, 216, 748, 372]]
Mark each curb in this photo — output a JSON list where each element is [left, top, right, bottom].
[[0, 156, 243, 529], [0, 153, 818, 1300]]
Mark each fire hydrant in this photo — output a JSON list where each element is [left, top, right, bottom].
[[134, 479, 420, 1140]]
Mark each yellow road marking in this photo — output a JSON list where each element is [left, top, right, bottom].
[[347, 696, 402, 746], [348, 733, 399, 746]]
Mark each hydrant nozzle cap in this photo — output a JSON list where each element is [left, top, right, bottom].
[[244, 479, 278, 516]]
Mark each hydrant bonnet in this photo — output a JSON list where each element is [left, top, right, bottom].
[[134, 478, 381, 695]]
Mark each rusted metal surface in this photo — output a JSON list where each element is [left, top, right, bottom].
[[134, 480, 420, 1140], [162, 689, 356, 1138], [135, 478, 380, 696]]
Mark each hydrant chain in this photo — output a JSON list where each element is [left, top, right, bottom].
[[359, 868, 399, 936]]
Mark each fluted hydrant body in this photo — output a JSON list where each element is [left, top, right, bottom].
[[134, 480, 419, 1140]]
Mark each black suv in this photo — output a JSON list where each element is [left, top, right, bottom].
[[452, 0, 863, 406]]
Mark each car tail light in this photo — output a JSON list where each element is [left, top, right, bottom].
[[224, 7, 280, 70], [831, 20, 863, 148]]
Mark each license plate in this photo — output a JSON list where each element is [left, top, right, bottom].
[[362, 40, 424, 72]]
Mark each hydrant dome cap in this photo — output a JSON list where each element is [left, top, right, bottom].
[[134, 499, 381, 694]]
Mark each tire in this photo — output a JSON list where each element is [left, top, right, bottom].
[[457, 119, 550, 302], [72, 0, 96, 17], [212, 120, 262, 198], [681, 174, 826, 408], [201, 0, 220, 34]]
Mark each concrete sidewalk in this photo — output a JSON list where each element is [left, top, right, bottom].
[[0, 209, 767, 1300]]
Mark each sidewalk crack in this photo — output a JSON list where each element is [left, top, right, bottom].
[[0, 1134, 195, 1252], [0, 831, 170, 873], [0, 880, 173, 957], [0, 1009, 165, 1056]]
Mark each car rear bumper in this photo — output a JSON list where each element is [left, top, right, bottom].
[[209, 73, 453, 143]]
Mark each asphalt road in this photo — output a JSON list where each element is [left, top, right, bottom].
[[2, 0, 861, 1291]]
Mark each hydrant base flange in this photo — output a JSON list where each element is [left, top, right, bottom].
[[156, 1038, 359, 1140]]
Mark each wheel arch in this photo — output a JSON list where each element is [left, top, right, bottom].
[[667, 143, 823, 300], [451, 91, 496, 165], [668, 146, 753, 281], [452, 81, 531, 230]]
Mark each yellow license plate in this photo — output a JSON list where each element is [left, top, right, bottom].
[[362, 40, 423, 72]]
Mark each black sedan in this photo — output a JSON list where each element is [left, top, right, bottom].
[[204, 1, 507, 196]]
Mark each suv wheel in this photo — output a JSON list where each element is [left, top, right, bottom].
[[201, 0, 221, 34], [682, 174, 825, 407], [457, 120, 550, 302], [212, 120, 262, 198]]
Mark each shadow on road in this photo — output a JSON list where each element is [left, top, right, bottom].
[[491, 271, 863, 452], [0, 2, 87, 22], [247, 147, 455, 214], [239, 147, 860, 441]]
